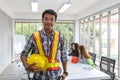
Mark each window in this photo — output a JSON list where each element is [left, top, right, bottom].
[[15, 20, 74, 50]]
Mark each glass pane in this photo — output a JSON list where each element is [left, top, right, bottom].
[[16, 23, 22, 34], [90, 20, 94, 52], [110, 14, 118, 75], [80, 22, 84, 44], [95, 19, 100, 58], [35, 23, 43, 31], [84, 22, 89, 49], [54, 23, 74, 50], [30, 23, 35, 35], [101, 17, 108, 57], [23, 23, 29, 40]]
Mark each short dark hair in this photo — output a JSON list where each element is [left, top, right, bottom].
[[42, 9, 57, 21], [71, 43, 75, 46]]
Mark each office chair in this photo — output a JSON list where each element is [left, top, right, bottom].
[[89, 52, 96, 63], [100, 56, 116, 80]]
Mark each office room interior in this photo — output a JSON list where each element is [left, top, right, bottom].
[[1, 0, 120, 80]]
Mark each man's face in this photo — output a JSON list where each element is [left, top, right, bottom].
[[42, 13, 56, 31]]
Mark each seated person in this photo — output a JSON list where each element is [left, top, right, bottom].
[[68, 43, 75, 56], [68, 43, 79, 58], [78, 45, 95, 67]]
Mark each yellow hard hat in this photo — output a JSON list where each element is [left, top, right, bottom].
[[27, 54, 47, 71]]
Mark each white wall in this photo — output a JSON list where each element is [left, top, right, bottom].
[[74, 19, 79, 43], [0, 9, 13, 73]]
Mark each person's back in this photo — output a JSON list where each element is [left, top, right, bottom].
[[78, 45, 95, 67]]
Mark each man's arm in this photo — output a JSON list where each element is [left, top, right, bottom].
[[20, 54, 28, 69], [60, 34, 68, 79], [21, 54, 41, 72], [60, 61, 68, 80], [62, 62, 67, 73]]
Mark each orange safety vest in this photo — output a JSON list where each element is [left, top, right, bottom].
[[32, 31, 60, 71]]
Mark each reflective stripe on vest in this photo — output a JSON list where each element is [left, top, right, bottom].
[[32, 31, 60, 70]]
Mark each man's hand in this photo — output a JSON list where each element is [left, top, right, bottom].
[[60, 73, 67, 80], [25, 63, 41, 73], [61, 62, 67, 80], [21, 55, 41, 73]]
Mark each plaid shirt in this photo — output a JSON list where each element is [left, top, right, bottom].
[[21, 29, 67, 80]]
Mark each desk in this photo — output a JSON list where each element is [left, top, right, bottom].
[[66, 63, 110, 80]]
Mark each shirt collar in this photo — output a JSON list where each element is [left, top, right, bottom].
[[41, 28, 54, 36]]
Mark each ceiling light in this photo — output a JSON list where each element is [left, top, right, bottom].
[[31, 0, 38, 12], [58, 3, 71, 13]]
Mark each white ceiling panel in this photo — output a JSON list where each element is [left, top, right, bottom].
[[0, 0, 120, 19], [0, 0, 101, 15]]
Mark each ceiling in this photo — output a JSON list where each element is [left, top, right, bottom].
[[0, 0, 120, 20], [0, 0, 101, 16]]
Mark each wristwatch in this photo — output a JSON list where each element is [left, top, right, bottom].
[[63, 72, 68, 76]]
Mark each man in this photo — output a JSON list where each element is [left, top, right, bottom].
[[20, 9, 68, 80]]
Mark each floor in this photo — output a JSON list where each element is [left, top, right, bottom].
[[0, 62, 29, 80]]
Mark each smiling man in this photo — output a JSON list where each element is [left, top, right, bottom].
[[20, 9, 68, 80]]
